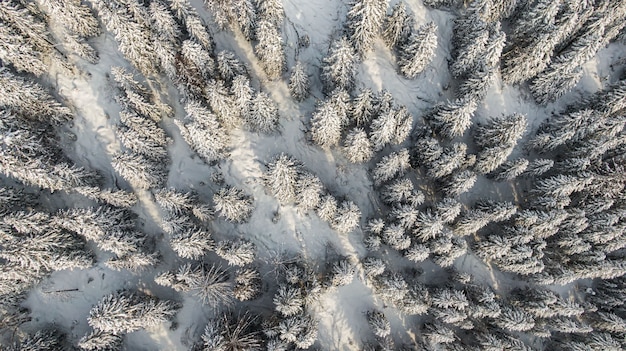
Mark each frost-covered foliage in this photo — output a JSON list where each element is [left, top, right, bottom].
[[213, 186, 255, 222], [216, 239, 256, 266], [155, 263, 232, 307], [289, 61, 310, 101], [397, 22, 437, 79], [87, 291, 178, 334], [321, 37, 357, 93], [264, 153, 300, 204]]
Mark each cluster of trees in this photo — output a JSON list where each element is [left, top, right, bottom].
[[110, 67, 171, 190], [309, 87, 412, 167], [78, 290, 179, 349], [264, 153, 361, 234]]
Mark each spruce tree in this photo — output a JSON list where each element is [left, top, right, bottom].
[[213, 186, 255, 223], [343, 128, 374, 163], [321, 37, 357, 93], [397, 22, 438, 79], [288, 61, 310, 101], [382, 2, 414, 48], [345, 0, 388, 57]]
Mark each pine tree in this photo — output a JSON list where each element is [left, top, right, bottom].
[[255, 19, 285, 80], [413, 209, 444, 241], [88, 291, 178, 334], [176, 100, 229, 163], [331, 200, 361, 234], [295, 173, 323, 213], [457, 62, 495, 101], [234, 268, 261, 301], [343, 128, 374, 163], [202, 313, 262, 350], [111, 152, 166, 189], [367, 310, 390, 338], [382, 2, 414, 48], [369, 107, 412, 151], [78, 329, 123, 350], [427, 142, 467, 179], [321, 37, 357, 93], [265, 153, 300, 204], [247, 92, 280, 133], [310, 98, 345, 148], [170, 226, 214, 259], [169, 0, 213, 49], [494, 158, 529, 181], [273, 284, 304, 316], [350, 88, 376, 126], [288, 61, 310, 101], [316, 194, 338, 222], [345, 0, 388, 57], [427, 97, 478, 139], [372, 149, 411, 185], [213, 186, 254, 223], [328, 259, 355, 287], [435, 198, 462, 223], [216, 51, 248, 83], [397, 22, 438, 79], [216, 239, 256, 266]]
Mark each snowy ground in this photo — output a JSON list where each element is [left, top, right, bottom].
[[9, 0, 626, 350]]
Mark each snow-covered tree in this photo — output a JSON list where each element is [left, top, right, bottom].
[[274, 284, 304, 316], [457, 62, 495, 101], [328, 259, 355, 287], [350, 88, 376, 126], [88, 291, 178, 334], [78, 329, 122, 350], [473, 113, 527, 174], [372, 149, 411, 185], [427, 142, 467, 179], [111, 152, 166, 189], [295, 173, 323, 213], [332, 200, 361, 234], [247, 92, 280, 133], [202, 313, 262, 351], [289, 61, 310, 101], [494, 158, 529, 181], [405, 243, 430, 263], [367, 310, 390, 338], [217, 50, 248, 82], [216, 239, 255, 266], [155, 263, 232, 306], [427, 97, 477, 139], [234, 268, 261, 301], [213, 186, 255, 223], [255, 19, 285, 80], [382, 2, 414, 48], [170, 226, 214, 259], [369, 106, 413, 150], [321, 37, 357, 93], [345, 0, 388, 56], [413, 209, 444, 241], [310, 98, 346, 148], [257, 0, 284, 24], [316, 194, 338, 222], [435, 198, 462, 223], [343, 128, 374, 163], [397, 22, 437, 79], [265, 153, 300, 204], [169, 0, 213, 49]]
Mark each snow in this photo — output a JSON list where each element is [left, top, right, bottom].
[[6, 0, 626, 350]]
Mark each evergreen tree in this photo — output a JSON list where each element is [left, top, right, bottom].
[[234, 268, 261, 301], [427, 142, 467, 179], [216, 239, 256, 266], [343, 128, 374, 163], [170, 226, 214, 259], [202, 313, 262, 351], [494, 158, 529, 181], [246, 92, 280, 133], [316, 194, 338, 222], [78, 330, 122, 350], [111, 152, 166, 189], [350, 88, 376, 126], [288, 61, 310, 102], [273, 284, 304, 316], [427, 97, 478, 139], [382, 2, 414, 48], [310, 98, 345, 148], [372, 149, 411, 185], [332, 200, 361, 234], [255, 19, 285, 80], [397, 22, 438, 79], [328, 259, 355, 287], [169, 0, 213, 50], [321, 37, 357, 93], [217, 50, 248, 82], [345, 0, 388, 56], [88, 291, 178, 334], [457, 62, 495, 101], [295, 173, 323, 213], [213, 186, 254, 223], [367, 310, 391, 338], [265, 153, 300, 204]]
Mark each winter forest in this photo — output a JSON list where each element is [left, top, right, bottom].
[[1, 0, 626, 349]]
